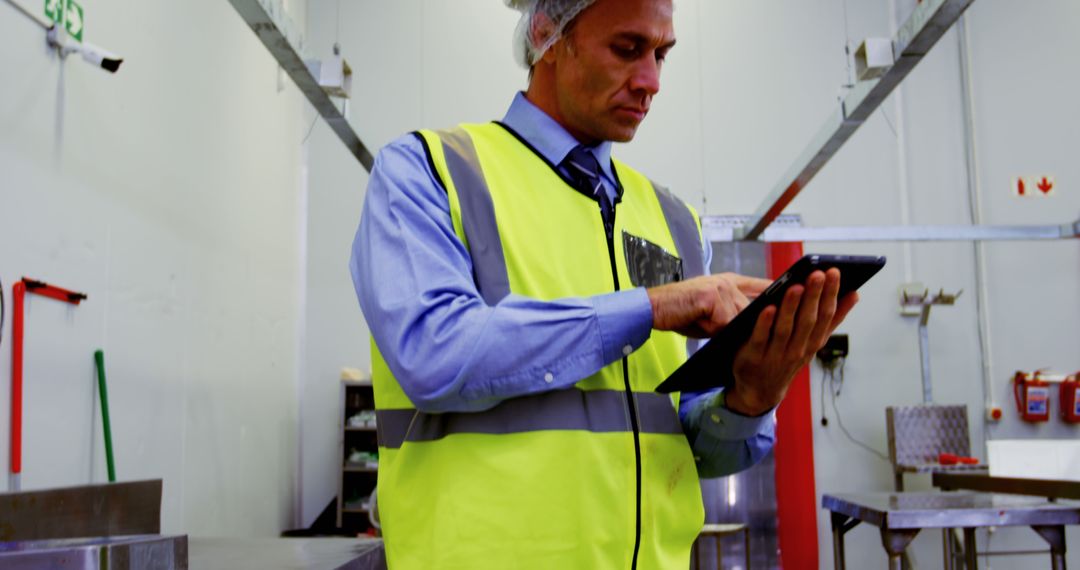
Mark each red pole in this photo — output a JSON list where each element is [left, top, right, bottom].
[[11, 281, 25, 491], [8, 278, 86, 491], [767, 243, 819, 570]]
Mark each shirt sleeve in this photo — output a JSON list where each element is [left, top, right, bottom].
[[676, 238, 777, 477], [350, 133, 654, 413], [679, 389, 776, 478]]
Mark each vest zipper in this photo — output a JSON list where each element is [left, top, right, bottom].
[[600, 203, 643, 570]]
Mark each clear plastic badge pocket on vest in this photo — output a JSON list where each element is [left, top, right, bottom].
[[623, 231, 683, 288]]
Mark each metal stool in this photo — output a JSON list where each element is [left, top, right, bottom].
[[694, 523, 750, 569]]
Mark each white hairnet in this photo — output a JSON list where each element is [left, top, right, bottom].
[[506, 0, 599, 68]]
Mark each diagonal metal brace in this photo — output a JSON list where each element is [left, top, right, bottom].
[[739, 0, 977, 241], [227, 0, 375, 171]]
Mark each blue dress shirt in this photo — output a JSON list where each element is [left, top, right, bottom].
[[350, 92, 774, 478]]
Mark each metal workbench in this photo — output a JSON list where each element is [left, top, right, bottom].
[[0, 535, 188, 569], [189, 537, 385, 570], [824, 491, 1080, 570], [0, 536, 385, 570], [0, 480, 386, 570]]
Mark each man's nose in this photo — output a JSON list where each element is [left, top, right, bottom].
[[629, 56, 661, 95]]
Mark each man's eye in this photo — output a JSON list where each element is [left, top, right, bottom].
[[613, 44, 639, 59]]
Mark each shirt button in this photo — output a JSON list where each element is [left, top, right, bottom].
[[544, 372, 554, 384], [622, 344, 633, 356], [710, 413, 721, 424]]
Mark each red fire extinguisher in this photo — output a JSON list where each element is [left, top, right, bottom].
[[1062, 374, 1080, 424], [1014, 371, 1051, 423]]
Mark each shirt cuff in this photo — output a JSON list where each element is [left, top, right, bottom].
[[699, 390, 776, 441], [592, 288, 653, 364]]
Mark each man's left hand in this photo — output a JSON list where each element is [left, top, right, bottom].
[[725, 268, 859, 416]]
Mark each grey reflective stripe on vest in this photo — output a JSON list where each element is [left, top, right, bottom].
[[650, 180, 704, 280], [651, 180, 706, 355], [437, 128, 512, 305], [376, 389, 682, 449]]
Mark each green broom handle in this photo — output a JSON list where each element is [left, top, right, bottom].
[[94, 350, 116, 483]]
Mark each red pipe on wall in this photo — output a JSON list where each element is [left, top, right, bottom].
[[10, 281, 25, 489], [9, 278, 87, 491], [767, 243, 820, 570]]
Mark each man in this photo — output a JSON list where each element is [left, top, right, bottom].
[[350, 0, 857, 567]]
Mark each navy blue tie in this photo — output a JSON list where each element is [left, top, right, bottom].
[[563, 145, 614, 238]]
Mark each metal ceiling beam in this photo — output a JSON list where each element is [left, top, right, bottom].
[[705, 215, 1080, 243], [227, 0, 375, 171], [738, 0, 977, 240]]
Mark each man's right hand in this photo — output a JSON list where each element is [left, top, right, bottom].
[[647, 273, 771, 338]]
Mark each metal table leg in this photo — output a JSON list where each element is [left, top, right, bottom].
[[831, 512, 859, 570], [881, 528, 920, 570], [942, 529, 953, 570], [963, 528, 977, 569], [901, 549, 915, 570], [743, 525, 750, 570], [1032, 525, 1067, 570]]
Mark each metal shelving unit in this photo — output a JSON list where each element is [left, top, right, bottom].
[[336, 380, 379, 533]]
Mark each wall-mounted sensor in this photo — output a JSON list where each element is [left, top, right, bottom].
[[305, 43, 351, 99], [47, 25, 123, 73], [854, 38, 894, 81], [74, 41, 123, 72]]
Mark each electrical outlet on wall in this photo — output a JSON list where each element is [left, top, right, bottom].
[[816, 334, 849, 365]]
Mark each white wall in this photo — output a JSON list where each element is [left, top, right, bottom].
[[299, 0, 523, 526], [0, 0, 308, 536], [806, 1, 1080, 567], [303, 0, 1079, 566]]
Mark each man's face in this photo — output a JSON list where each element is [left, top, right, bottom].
[[544, 0, 676, 144]]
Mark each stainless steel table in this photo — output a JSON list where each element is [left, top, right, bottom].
[[189, 537, 385, 570], [823, 492, 1080, 570], [0, 481, 387, 569], [0, 535, 188, 569], [0, 536, 385, 570]]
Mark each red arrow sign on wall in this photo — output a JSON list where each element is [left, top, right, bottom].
[[1037, 177, 1054, 194]]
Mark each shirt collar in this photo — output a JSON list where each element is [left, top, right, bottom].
[[502, 92, 616, 184]]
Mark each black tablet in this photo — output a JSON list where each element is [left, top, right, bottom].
[[654, 254, 886, 394]]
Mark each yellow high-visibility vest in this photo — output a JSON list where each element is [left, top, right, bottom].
[[371, 122, 706, 569]]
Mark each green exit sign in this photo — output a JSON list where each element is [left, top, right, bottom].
[[44, 0, 84, 42], [65, 0, 83, 41], [44, 0, 62, 22]]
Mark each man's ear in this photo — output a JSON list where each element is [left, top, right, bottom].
[[530, 12, 558, 64]]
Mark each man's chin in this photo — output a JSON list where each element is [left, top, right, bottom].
[[606, 123, 640, 143], [581, 118, 641, 143]]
